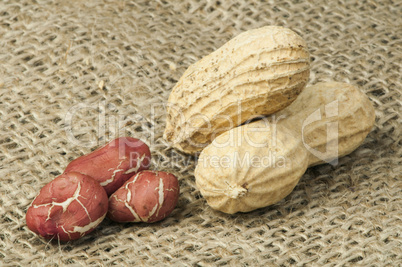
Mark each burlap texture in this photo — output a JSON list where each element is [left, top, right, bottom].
[[0, 0, 401, 266]]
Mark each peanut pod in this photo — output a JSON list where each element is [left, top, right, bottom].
[[194, 82, 375, 214], [164, 26, 310, 154]]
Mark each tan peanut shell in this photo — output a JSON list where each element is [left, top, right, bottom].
[[164, 26, 310, 154], [195, 122, 308, 214], [276, 82, 376, 166], [194, 82, 375, 214]]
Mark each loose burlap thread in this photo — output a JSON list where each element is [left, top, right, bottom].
[[0, 0, 401, 266]]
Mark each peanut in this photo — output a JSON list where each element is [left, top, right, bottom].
[[26, 172, 108, 241], [194, 82, 375, 214], [164, 26, 310, 154], [276, 82, 375, 166], [108, 170, 180, 223], [64, 137, 151, 196]]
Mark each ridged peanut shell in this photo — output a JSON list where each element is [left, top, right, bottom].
[[276, 82, 376, 166], [195, 81, 375, 214], [194, 121, 308, 214], [164, 26, 310, 154]]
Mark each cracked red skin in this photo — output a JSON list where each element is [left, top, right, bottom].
[[26, 172, 108, 241], [64, 137, 151, 196], [108, 170, 179, 223]]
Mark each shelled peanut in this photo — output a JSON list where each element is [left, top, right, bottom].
[[26, 172, 108, 241], [26, 137, 179, 241], [194, 82, 375, 214], [108, 170, 180, 223], [64, 137, 151, 196]]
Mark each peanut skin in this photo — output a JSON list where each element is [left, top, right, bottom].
[[26, 172, 108, 241], [64, 137, 151, 196], [108, 170, 179, 223]]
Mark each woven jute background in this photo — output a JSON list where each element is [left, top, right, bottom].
[[0, 0, 401, 266]]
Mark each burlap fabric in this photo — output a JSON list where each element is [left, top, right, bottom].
[[0, 0, 401, 266]]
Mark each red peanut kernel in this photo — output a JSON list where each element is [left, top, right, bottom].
[[108, 170, 179, 223], [26, 172, 108, 241], [64, 137, 151, 196]]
